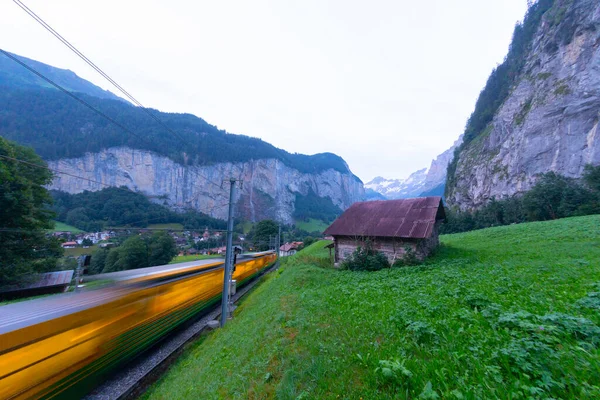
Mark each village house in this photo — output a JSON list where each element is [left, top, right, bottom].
[[324, 197, 445, 264], [279, 241, 304, 257]]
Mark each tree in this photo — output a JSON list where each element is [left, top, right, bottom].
[[304, 236, 315, 247], [583, 164, 600, 193], [249, 220, 279, 251], [100, 232, 177, 273], [148, 231, 177, 266], [82, 238, 93, 247], [102, 247, 123, 273], [89, 247, 109, 274], [0, 137, 63, 285]]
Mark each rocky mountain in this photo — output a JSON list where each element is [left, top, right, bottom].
[[48, 147, 363, 224], [447, 0, 600, 209], [365, 169, 428, 199], [0, 52, 364, 223], [365, 135, 462, 199], [0, 51, 126, 102]]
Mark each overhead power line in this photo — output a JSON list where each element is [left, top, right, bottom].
[[0, 153, 132, 190], [0, 49, 225, 194], [11, 0, 227, 192], [12, 0, 191, 146], [0, 154, 230, 219]]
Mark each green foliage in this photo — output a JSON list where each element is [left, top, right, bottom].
[[51, 221, 82, 233], [247, 219, 279, 251], [341, 242, 390, 271], [101, 231, 177, 273], [584, 164, 600, 192], [554, 82, 571, 95], [143, 215, 600, 399], [294, 218, 329, 233], [51, 187, 225, 231], [442, 169, 600, 234], [0, 137, 63, 284], [147, 231, 179, 266], [393, 246, 421, 267], [522, 172, 598, 220], [89, 247, 108, 275], [375, 359, 412, 388], [0, 86, 351, 175], [293, 189, 342, 224], [303, 236, 315, 248], [514, 98, 533, 126]]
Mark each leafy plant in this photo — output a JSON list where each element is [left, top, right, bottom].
[[341, 242, 390, 271], [375, 359, 413, 387]]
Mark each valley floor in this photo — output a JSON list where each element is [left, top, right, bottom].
[[143, 215, 600, 399]]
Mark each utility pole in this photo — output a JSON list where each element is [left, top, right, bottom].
[[220, 178, 238, 328], [277, 224, 281, 259]]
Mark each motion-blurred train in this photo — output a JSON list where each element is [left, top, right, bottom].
[[0, 251, 277, 399]]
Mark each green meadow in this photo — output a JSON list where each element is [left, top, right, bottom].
[[144, 215, 600, 399]]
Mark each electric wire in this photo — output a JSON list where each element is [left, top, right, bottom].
[[11, 0, 230, 192], [0, 154, 230, 226], [0, 49, 226, 195]]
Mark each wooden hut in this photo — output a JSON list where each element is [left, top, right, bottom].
[[324, 197, 445, 264]]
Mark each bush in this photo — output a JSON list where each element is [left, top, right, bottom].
[[442, 167, 600, 234], [393, 246, 421, 267], [342, 243, 390, 271]]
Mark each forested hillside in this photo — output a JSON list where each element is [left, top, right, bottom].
[[51, 188, 226, 232], [0, 85, 351, 175]]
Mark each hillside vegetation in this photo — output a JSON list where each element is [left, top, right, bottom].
[[51, 188, 226, 231], [0, 84, 351, 175], [144, 215, 600, 399]]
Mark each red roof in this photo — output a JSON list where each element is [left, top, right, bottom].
[[324, 197, 445, 239], [280, 242, 302, 252]]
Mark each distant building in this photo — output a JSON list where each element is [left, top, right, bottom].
[[324, 197, 445, 265], [279, 241, 303, 257], [61, 241, 77, 249]]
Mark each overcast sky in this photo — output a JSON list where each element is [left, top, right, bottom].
[[1, 0, 528, 182]]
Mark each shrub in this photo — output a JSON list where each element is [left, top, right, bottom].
[[342, 243, 390, 271], [393, 246, 421, 267]]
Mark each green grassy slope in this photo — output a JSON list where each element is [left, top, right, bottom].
[[51, 221, 83, 233], [143, 215, 600, 399], [295, 218, 330, 233]]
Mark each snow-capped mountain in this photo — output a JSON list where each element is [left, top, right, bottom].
[[366, 135, 463, 199], [365, 168, 428, 199]]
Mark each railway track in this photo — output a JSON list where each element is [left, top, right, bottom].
[[0, 252, 277, 400]]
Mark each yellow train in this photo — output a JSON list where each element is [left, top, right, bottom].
[[0, 252, 277, 399]]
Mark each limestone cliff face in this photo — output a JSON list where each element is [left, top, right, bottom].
[[47, 147, 364, 223], [448, 0, 600, 208]]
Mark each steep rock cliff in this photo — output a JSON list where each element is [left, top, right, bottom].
[[448, 0, 600, 208], [47, 147, 364, 224]]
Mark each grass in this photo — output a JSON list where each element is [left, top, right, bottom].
[[169, 254, 222, 264], [51, 221, 83, 233], [63, 245, 97, 257], [143, 215, 600, 399], [148, 223, 185, 230], [295, 218, 329, 233]]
